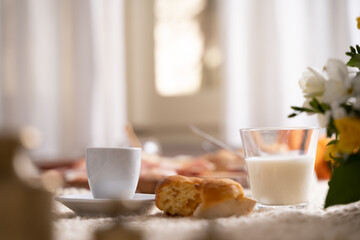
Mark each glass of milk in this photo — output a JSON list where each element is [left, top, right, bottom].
[[240, 127, 319, 207]]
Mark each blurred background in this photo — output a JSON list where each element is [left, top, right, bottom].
[[1, 0, 359, 163]]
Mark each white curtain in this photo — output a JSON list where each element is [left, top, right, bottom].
[[0, 0, 127, 162], [220, 0, 360, 145]]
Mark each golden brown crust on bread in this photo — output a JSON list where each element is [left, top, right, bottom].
[[199, 178, 244, 209]]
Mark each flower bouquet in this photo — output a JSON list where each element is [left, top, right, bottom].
[[289, 18, 360, 208]]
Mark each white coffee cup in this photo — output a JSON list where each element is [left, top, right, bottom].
[[86, 147, 141, 199]]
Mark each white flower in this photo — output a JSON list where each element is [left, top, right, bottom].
[[299, 67, 325, 98], [352, 74, 360, 96], [322, 80, 348, 104], [351, 74, 360, 110], [326, 59, 352, 88], [354, 96, 360, 110], [330, 102, 347, 119], [322, 59, 352, 104]]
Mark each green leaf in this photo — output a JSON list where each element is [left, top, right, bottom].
[[350, 46, 356, 53], [326, 117, 338, 138], [320, 103, 331, 111], [309, 100, 320, 111], [325, 156, 360, 208], [340, 102, 353, 114], [329, 152, 343, 163], [354, 109, 360, 118], [346, 45, 360, 70], [347, 54, 360, 69], [288, 113, 297, 118], [290, 106, 315, 112], [312, 98, 324, 112], [326, 139, 338, 146]]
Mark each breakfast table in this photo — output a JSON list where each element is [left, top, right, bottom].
[[53, 180, 360, 240]]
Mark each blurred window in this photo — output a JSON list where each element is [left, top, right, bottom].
[[153, 0, 221, 97]]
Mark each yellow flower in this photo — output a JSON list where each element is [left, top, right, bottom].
[[357, 17, 360, 29], [324, 143, 339, 164], [334, 117, 360, 153]]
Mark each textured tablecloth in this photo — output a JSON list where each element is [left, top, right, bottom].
[[53, 181, 360, 240]]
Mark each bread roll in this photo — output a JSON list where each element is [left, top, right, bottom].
[[155, 175, 256, 218], [199, 178, 244, 209], [155, 175, 202, 216]]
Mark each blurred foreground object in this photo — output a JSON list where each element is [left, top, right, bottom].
[[0, 133, 52, 240], [15, 126, 66, 192], [95, 221, 143, 240], [19, 125, 42, 150]]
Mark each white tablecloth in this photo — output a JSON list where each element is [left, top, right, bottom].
[[53, 181, 360, 240]]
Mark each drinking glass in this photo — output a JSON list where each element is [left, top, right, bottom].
[[240, 127, 319, 207]]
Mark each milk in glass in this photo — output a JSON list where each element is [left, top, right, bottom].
[[246, 155, 315, 205]]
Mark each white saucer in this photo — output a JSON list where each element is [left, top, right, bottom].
[[55, 193, 155, 217]]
